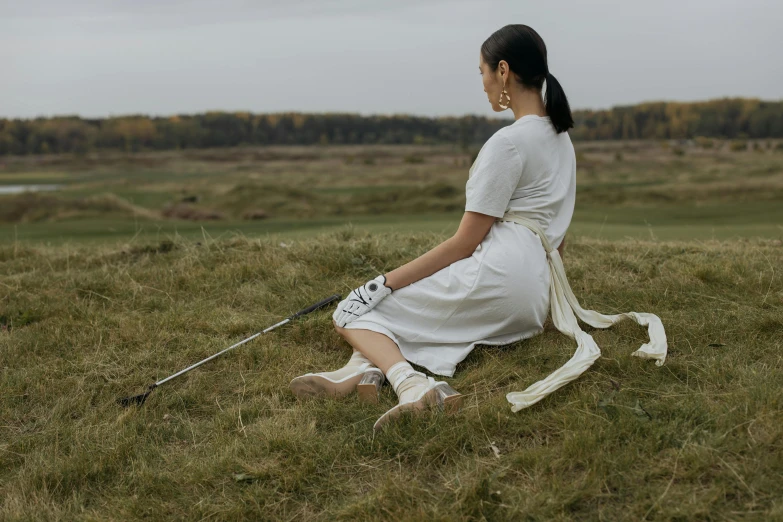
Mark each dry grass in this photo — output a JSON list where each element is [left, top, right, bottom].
[[2, 140, 782, 225], [1, 228, 781, 520], [0, 193, 160, 223]]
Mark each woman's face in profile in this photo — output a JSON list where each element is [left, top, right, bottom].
[[479, 53, 503, 112]]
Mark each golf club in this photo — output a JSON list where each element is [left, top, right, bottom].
[[117, 293, 342, 407]]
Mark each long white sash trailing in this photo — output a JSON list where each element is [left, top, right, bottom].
[[498, 212, 668, 413]]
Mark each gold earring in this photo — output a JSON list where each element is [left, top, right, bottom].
[[498, 80, 511, 110]]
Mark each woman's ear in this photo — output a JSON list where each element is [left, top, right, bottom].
[[497, 59, 508, 79]]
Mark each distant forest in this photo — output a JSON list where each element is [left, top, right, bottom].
[[1, 97, 781, 156]]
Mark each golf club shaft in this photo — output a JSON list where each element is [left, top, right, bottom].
[[153, 294, 340, 388], [155, 318, 290, 386]]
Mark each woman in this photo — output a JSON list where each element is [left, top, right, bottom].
[[290, 25, 667, 431]]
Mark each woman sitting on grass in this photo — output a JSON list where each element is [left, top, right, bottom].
[[290, 24, 667, 431]]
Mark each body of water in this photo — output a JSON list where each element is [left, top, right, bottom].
[[0, 184, 62, 195]]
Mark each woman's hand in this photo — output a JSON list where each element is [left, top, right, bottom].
[[332, 275, 393, 327]]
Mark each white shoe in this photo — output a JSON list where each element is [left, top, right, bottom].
[[373, 367, 463, 431], [290, 360, 385, 403]]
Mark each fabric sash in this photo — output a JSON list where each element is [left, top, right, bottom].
[[497, 212, 668, 412]]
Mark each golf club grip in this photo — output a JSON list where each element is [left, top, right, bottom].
[[290, 294, 341, 319]]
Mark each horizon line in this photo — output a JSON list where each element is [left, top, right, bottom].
[[3, 95, 781, 121]]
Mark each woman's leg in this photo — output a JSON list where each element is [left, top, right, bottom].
[[335, 321, 463, 431], [334, 321, 406, 373]]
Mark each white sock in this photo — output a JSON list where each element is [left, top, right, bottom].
[[386, 361, 429, 403]]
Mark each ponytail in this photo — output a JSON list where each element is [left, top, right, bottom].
[[482, 25, 574, 133], [545, 72, 574, 134]]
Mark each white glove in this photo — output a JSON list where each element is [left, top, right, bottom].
[[333, 275, 392, 327]]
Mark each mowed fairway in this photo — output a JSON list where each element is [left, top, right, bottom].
[[3, 201, 783, 246], [1, 141, 782, 520]]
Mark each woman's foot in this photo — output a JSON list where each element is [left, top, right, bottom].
[[290, 350, 385, 403], [373, 361, 463, 431]]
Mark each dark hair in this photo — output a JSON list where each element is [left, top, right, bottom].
[[481, 25, 574, 134]]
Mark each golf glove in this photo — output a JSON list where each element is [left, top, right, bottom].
[[333, 275, 392, 327]]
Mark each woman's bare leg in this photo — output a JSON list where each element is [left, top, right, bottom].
[[334, 321, 406, 373]]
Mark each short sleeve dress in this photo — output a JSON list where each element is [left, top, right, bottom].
[[343, 114, 577, 377]]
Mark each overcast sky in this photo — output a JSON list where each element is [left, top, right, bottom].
[[1, 0, 780, 119]]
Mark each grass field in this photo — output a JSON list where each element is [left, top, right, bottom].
[[1, 139, 782, 244], [1, 230, 781, 520], [3, 201, 783, 246], [1, 141, 782, 519]]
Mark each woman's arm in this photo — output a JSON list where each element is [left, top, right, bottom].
[[557, 237, 566, 259], [384, 211, 496, 291]]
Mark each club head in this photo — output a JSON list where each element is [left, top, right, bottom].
[[117, 384, 156, 408]]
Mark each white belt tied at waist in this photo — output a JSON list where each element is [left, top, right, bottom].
[[496, 211, 668, 412]]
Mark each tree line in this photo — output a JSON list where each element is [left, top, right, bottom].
[[0, 97, 780, 156]]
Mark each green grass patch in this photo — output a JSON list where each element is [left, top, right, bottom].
[[3, 201, 782, 246]]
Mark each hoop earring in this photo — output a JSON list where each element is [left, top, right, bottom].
[[498, 81, 511, 110]]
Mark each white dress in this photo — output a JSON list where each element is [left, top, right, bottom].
[[343, 115, 577, 378]]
